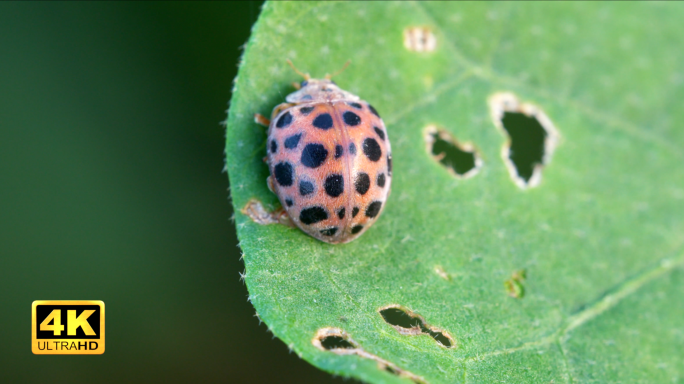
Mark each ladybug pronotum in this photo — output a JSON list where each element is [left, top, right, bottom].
[[255, 63, 392, 244]]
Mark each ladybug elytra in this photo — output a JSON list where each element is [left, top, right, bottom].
[[255, 62, 392, 244]]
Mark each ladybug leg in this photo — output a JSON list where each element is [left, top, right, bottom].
[[255, 103, 294, 127], [273, 208, 295, 227], [266, 175, 274, 192], [254, 113, 270, 127], [270, 103, 295, 120], [291, 82, 301, 90]]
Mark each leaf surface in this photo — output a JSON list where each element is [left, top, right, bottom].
[[225, 2, 684, 382]]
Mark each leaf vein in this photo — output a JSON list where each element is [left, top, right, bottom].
[[410, 1, 683, 157], [463, 247, 684, 365]]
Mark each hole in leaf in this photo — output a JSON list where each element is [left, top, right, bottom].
[[424, 125, 482, 179], [380, 307, 422, 330], [504, 269, 527, 299], [379, 305, 454, 348], [320, 336, 355, 350], [423, 328, 452, 347], [384, 364, 400, 375], [501, 112, 545, 183], [312, 328, 427, 383], [312, 328, 358, 355], [403, 27, 436, 52], [379, 364, 426, 384], [489, 92, 560, 189]]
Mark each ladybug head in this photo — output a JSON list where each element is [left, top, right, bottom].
[[287, 78, 359, 104], [285, 60, 357, 103], [300, 79, 336, 88]]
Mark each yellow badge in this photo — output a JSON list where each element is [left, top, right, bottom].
[[32, 300, 105, 355]]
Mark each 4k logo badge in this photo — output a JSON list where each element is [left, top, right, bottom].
[[32, 300, 105, 355]]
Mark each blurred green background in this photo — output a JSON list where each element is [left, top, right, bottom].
[[0, 2, 339, 383]]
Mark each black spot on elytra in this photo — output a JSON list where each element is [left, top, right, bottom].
[[355, 173, 370, 195], [343, 111, 361, 126], [352, 207, 359, 217], [337, 208, 345, 219], [368, 104, 380, 118], [387, 154, 392, 176], [270, 140, 278, 153], [335, 145, 343, 159], [377, 173, 386, 188], [300, 80, 309, 87], [299, 180, 315, 196], [374, 126, 385, 141], [366, 201, 382, 218], [324, 174, 344, 197], [300, 106, 314, 115], [351, 225, 363, 234], [312, 113, 334, 130], [349, 142, 357, 155], [300, 206, 328, 225], [363, 138, 382, 162], [274, 162, 294, 186], [320, 227, 338, 236], [285, 198, 293, 207], [284, 133, 302, 149], [301, 143, 328, 168], [348, 102, 363, 109], [276, 111, 293, 128]]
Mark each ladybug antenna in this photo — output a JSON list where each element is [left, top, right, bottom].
[[325, 60, 351, 80], [286, 59, 310, 80]]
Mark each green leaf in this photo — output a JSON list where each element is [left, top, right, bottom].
[[225, 2, 684, 383]]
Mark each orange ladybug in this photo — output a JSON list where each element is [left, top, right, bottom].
[[255, 62, 392, 244]]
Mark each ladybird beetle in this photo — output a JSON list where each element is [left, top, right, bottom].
[[255, 62, 392, 244]]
